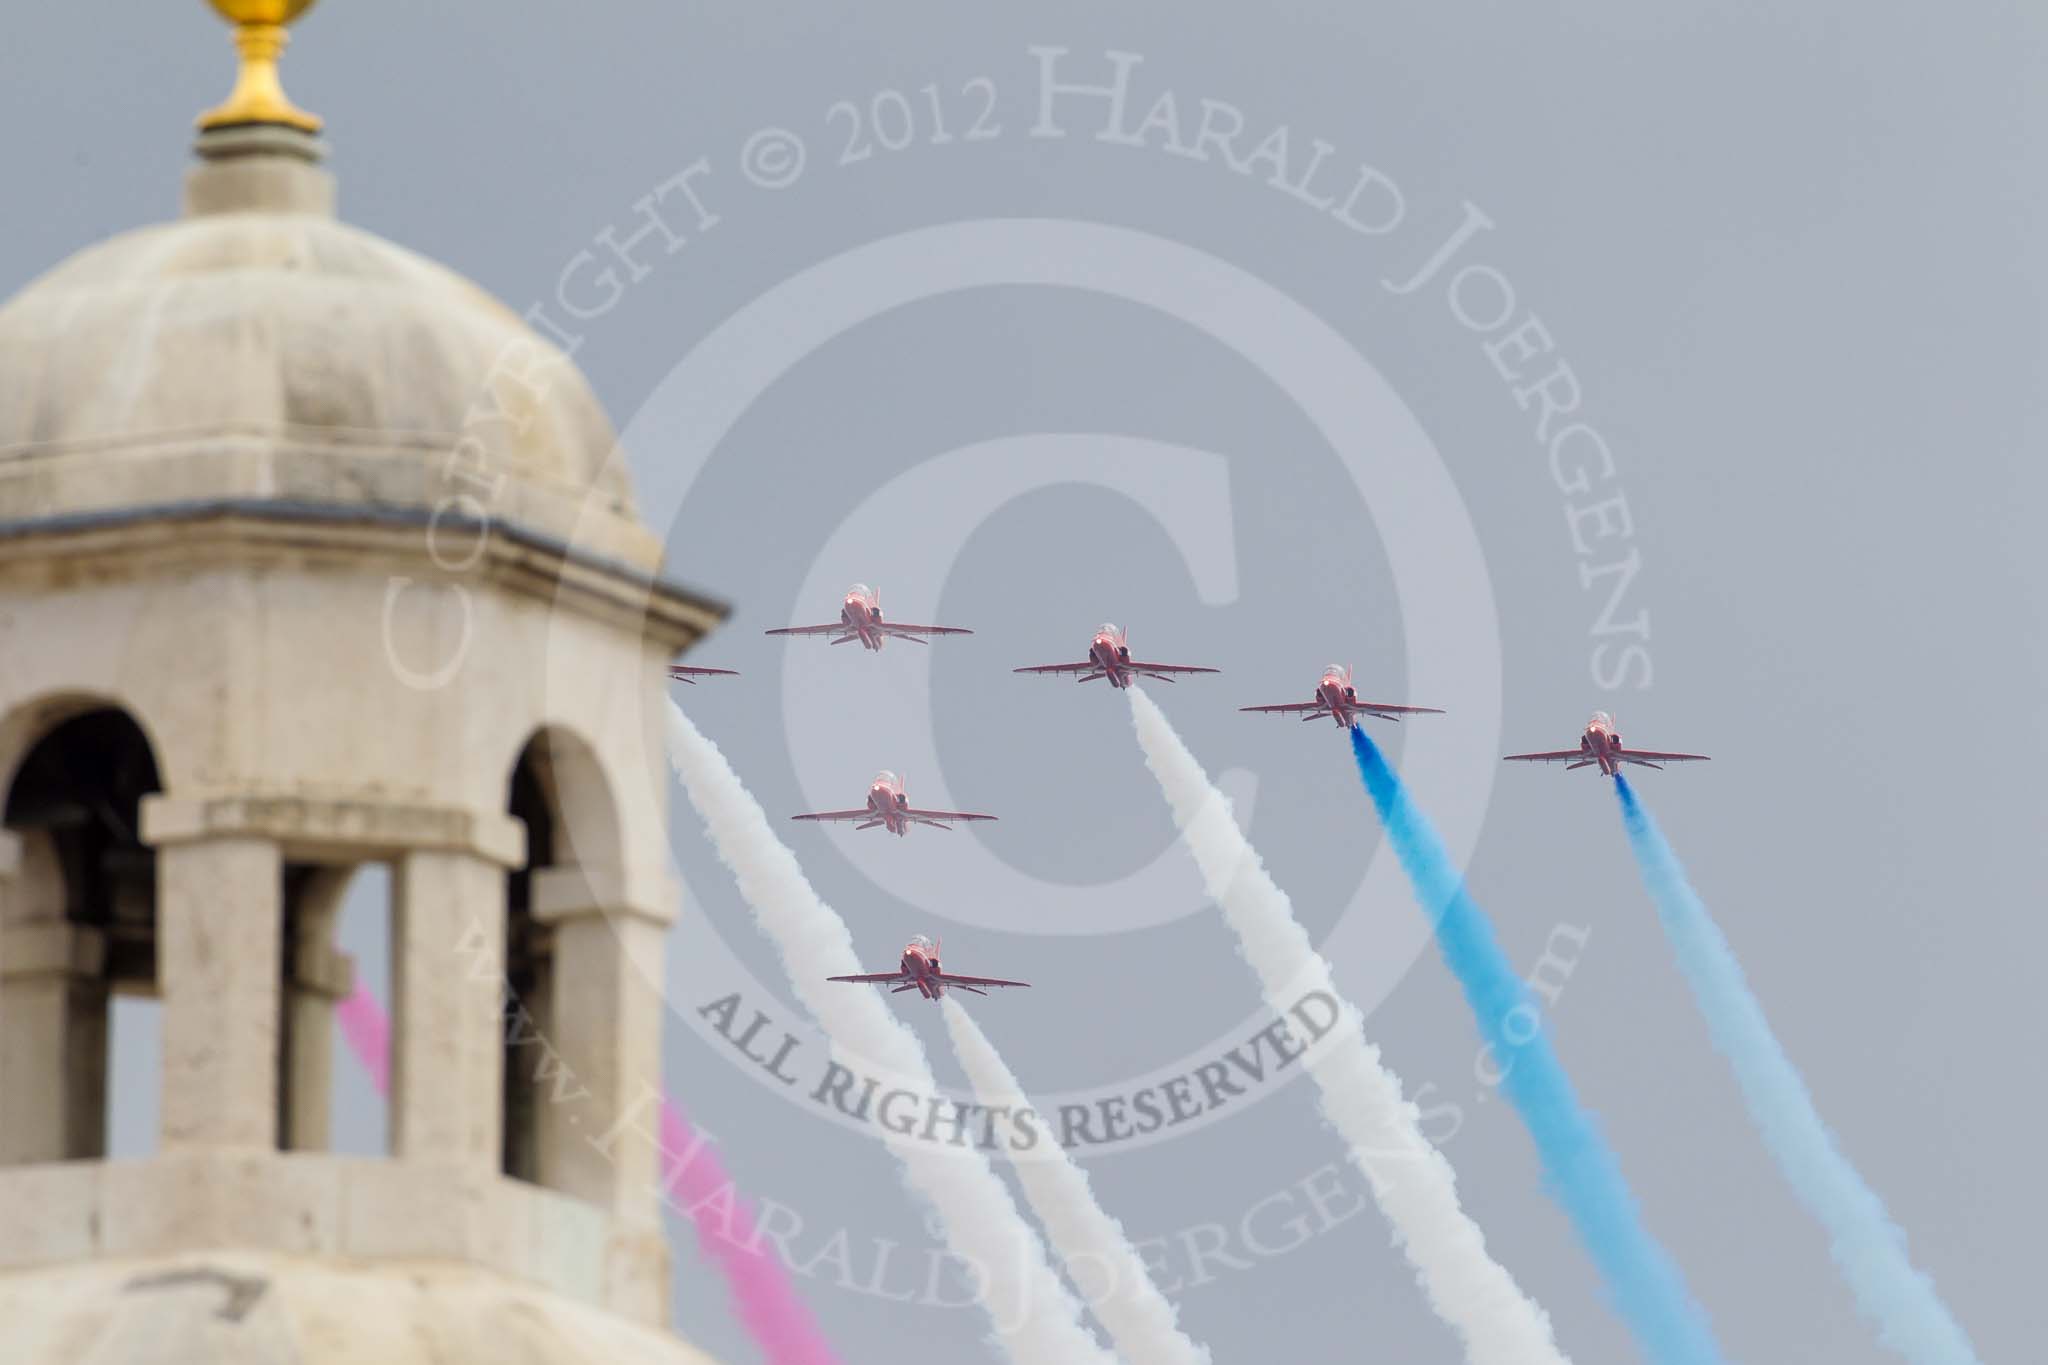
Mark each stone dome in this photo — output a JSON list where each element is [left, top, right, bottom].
[[0, 140, 655, 570], [0, 20, 732, 1364]]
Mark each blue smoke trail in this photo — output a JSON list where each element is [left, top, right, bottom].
[[1350, 727, 1724, 1365], [1614, 776, 1981, 1365]]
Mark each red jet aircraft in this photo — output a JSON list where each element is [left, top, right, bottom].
[[1241, 664, 1444, 727], [791, 770, 997, 837], [765, 583, 971, 652], [1014, 623, 1219, 690], [1504, 711, 1710, 777], [666, 666, 738, 684], [828, 936, 1030, 1000]]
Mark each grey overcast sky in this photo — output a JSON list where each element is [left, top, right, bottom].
[[8, 3, 2044, 1363]]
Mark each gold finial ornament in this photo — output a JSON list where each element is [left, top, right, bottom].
[[198, 0, 322, 133]]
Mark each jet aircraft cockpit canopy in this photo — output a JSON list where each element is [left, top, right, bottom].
[[1324, 664, 1349, 681], [1097, 622, 1121, 639], [907, 934, 936, 953], [874, 770, 900, 788], [846, 583, 874, 601], [1590, 710, 1615, 728]]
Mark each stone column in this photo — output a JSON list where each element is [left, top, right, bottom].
[[156, 835, 283, 1150], [0, 830, 112, 1163], [281, 865, 357, 1151], [391, 849, 504, 1171], [533, 863, 677, 1322]]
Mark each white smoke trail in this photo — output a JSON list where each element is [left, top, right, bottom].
[[664, 700, 1116, 1365], [942, 997, 1211, 1365], [1128, 689, 1570, 1365]]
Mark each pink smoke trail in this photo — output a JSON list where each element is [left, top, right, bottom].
[[334, 982, 390, 1095], [655, 1094, 847, 1365], [335, 979, 842, 1365]]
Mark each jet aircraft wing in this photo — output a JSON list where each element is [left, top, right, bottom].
[[878, 623, 972, 637], [904, 809, 997, 824], [1014, 661, 1097, 675], [936, 972, 1031, 990]]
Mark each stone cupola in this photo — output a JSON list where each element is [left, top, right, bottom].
[[0, 4, 726, 1359]]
